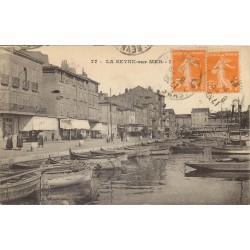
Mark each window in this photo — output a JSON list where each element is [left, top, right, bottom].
[[66, 105, 70, 116], [32, 70, 37, 82], [73, 89, 77, 100], [74, 106, 77, 116], [3, 118, 13, 137], [24, 68, 27, 81], [60, 104, 64, 116], [60, 86, 64, 96], [11, 93, 17, 104], [24, 95, 29, 106], [60, 73, 64, 83]]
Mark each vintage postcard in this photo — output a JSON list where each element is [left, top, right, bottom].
[[0, 45, 249, 205]]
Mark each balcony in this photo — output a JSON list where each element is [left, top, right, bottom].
[[1, 74, 9, 86], [31, 82, 38, 92], [22, 80, 30, 91], [12, 77, 20, 88], [0, 102, 46, 115]]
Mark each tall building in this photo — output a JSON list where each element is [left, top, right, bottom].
[[111, 86, 166, 136], [164, 109, 177, 137], [41, 62, 100, 140], [176, 114, 192, 131], [191, 108, 209, 128], [0, 47, 49, 141]]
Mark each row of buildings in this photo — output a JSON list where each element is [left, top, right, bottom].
[[0, 47, 166, 142], [165, 107, 250, 136]]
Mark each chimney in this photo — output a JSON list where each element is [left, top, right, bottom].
[[125, 88, 128, 93]]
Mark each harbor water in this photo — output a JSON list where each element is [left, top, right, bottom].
[[4, 152, 250, 205]]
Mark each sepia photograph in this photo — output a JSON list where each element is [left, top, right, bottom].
[[0, 45, 249, 205]]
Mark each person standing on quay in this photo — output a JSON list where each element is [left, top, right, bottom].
[[16, 131, 23, 150], [111, 132, 114, 143], [37, 131, 44, 148], [6, 134, 13, 150], [51, 132, 55, 142]]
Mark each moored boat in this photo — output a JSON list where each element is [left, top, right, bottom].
[[42, 167, 92, 189], [212, 146, 250, 155], [69, 148, 127, 162], [0, 169, 41, 203], [185, 160, 250, 172], [100, 148, 150, 158], [185, 169, 250, 180], [149, 147, 171, 155], [172, 145, 204, 154]]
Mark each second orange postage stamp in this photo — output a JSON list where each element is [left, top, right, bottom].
[[207, 51, 240, 93], [172, 50, 206, 92]]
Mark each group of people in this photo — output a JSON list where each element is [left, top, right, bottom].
[[6, 132, 24, 150], [5, 131, 45, 150]]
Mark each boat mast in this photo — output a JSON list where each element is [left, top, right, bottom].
[[110, 88, 112, 138], [238, 98, 242, 146]]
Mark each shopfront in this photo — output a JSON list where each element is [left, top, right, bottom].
[[60, 119, 90, 140], [89, 122, 102, 138], [19, 116, 59, 142]]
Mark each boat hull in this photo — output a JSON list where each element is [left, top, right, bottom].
[[172, 146, 203, 154], [212, 147, 250, 155], [150, 148, 171, 155], [185, 161, 250, 172], [42, 168, 92, 189], [0, 172, 41, 203]]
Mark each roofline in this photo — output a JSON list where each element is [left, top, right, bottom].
[[1, 47, 45, 65], [43, 64, 100, 85]]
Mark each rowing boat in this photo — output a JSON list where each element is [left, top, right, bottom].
[[149, 147, 171, 155], [69, 149, 122, 169], [212, 146, 250, 155], [42, 167, 92, 189], [185, 169, 250, 180], [69, 148, 127, 162], [185, 160, 250, 172], [172, 145, 203, 154], [0, 169, 41, 203], [100, 148, 150, 158]]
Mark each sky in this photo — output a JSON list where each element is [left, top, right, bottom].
[[35, 46, 250, 114]]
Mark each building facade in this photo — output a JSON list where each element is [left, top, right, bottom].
[[164, 109, 177, 137], [41, 62, 100, 140], [0, 47, 49, 141], [191, 108, 209, 128], [176, 114, 192, 131], [111, 86, 166, 137]]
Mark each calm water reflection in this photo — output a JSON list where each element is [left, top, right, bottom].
[[89, 154, 250, 205], [4, 153, 250, 205]]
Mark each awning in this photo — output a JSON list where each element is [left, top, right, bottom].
[[20, 116, 58, 131], [60, 119, 90, 130], [91, 123, 102, 131]]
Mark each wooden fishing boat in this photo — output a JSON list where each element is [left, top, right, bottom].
[[90, 150, 126, 157], [0, 169, 41, 203], [185, 169, 250, 180], [69, 148, 127, 162], [187, 140, 218, 147], [42, 167, 92, 189], [149, 147, 171, 155], [69, 149, 123, 168], [100, 148, 150, 158], [10, 160, 44, 170], [212, 146, 250, 155], [172, 145, 204, 154], [185, 160, 250, 172]]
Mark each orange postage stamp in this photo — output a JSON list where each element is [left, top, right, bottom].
[[207, 51, 239, 93], [172, 50, 206, 92]]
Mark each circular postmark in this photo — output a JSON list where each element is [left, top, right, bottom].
[[157, 51, 194, 100], [115, 45, 152, 56]]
